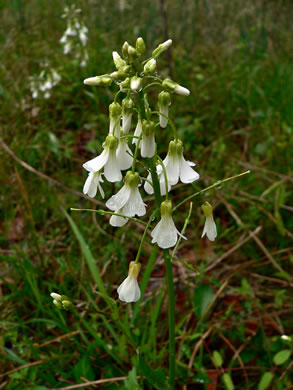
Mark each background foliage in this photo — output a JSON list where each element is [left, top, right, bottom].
[[0, 0, 292, 389]]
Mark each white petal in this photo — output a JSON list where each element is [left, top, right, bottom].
[[151, 215, 178, 249], [83, 148, 109, 172], [202, 216, 217, 241], [83, 171, 104, 198], [159, 105, 169, 128], [122, 188, 146, 217], [104, 150, 122, 182], [174, 85, 190, 96], [117, 276, 141, 302], [132, 120, 142, 145], [110, 209, 128, 227], [106, 184, 131, 210], [141, 133, 155, 158], [109, 117, 120, 139], [116, 142, 133, 170], [179, 156, 200, 183], [122, 113, 132, 134], [164, 155, 179, 185], [144, 173, 154, 194]]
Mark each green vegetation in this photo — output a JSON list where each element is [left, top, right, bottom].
[[1, 0, 292, 389]]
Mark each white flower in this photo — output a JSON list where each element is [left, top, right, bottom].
[[141, 120, 155, 158], [83, 171, 104, 198], [132, 118, 142, 145], [158, 91, 171, 128], [64, 26, 76, 37], [151, 200, 186, 249], [144, 165, 171, 196], [106, 171, 146, 227], [60, 34, 67, 44], [83, 135, 122, 183], [116, 132, 133, 170], [201, 202, 217, 241], [130, 76, 142, 92], [50, 292, 61, 301], [122, 97, 134, 134], [79, 26, 88, 46], [64, 42, 72, 54], [108, 102, 122, 138], [162, 139, 199, 185], [117, 261, 141, 303]]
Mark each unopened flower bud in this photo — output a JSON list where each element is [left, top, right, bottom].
[[120, 77, 130, 89], [131, 76, 142, 92], [162, 78, 190, 96], [50, 292, 61, 301], [122, 41, 130, 59], [136, 37, 146, 55], [158, 91, 171, 128], [84, 75, 112, 86], [112, 51, 126, 70], [128, 45, 137, 61], [53, 300, 62, 309], [109, 102, 122, 118], [62, 300, 72, 310], [152, 39, 172, 58], [143, 58, 157, 74]]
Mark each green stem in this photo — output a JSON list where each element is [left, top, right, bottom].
[[164, 249, 176, 389], [134, 209, 158, 264], [173, 170, 251, 211], [70, 208, 148, 226]]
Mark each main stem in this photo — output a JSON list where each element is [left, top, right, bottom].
[[138, 91, 176, 388]]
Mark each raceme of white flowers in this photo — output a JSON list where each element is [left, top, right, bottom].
[[80, 37, 217, 302], [29, 68, 61, 99]]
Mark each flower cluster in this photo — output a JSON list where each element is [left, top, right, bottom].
[[80, 38, 217, 302], [60, 4, 88, 67], [29, 67, 61, 99]]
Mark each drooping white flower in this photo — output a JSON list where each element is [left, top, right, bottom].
[[201, 202, 217, 241], [117, 261, 141, 303], [144, 165, 171, 196], [158, 91, 171, 128], [116, 130, 133, 170], [122, 97, 134, 134], [162, 139, 199, 185], [83, 134, 122, 183], [132, 117, 142, 146], [83, 170, 104, 198], [108, 102, 122, 138], [141, 120, 156, 158], [151, 200, 186, 249], [106, 171, 146, 227], [162, 78, 190, 96]]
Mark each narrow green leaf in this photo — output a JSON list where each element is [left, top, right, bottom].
[[62, 208, 106, 294], [273, 349, 291, 365], [213, 350, 223, 367], [96, 292, 119, 320], [124, 367, 141, 390], [222, 373, 234, 390], [139, 356, 168, 389], [193, 284, 214, 320], [258, 372, 274, 390]]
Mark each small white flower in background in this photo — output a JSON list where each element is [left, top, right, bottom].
[[162, 78, 190, 96], [151, 200, 186, 249], [83, 170, 104, 198], [106, 171, 146, 227], [29, 68, 61, 100], [117, 261, 141, 303], [83, 134, 122, 183], [108, 102, 122, 138], [141, 120, 156, 158], [122, 97, 134, 134], [144, 164, 171, 196], [162, 139, 199, 185], [132, 117, 142, 145], [79, 25, 88, 46], [201, 202, 217, 241], [158, 91, 171, 128], [116, 130, 133, 170]]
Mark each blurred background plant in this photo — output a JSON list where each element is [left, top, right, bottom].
[[0, 0, 292, 389]]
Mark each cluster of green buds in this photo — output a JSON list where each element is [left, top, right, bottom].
[[50, 292, 73, 310], [80, 38, 217, 302]]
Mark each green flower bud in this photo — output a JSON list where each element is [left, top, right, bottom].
[[152, 39, 172, 58], [53, 300, 62, 309], [142, 120, 155, 136], [158, 91, 171, 106], [122, 97, 134, 114], [84, 75, 113, 87], [136, 37, 146, 55], [122, 41, 130, 59], [121, 65, 132, 74], [62, 300, 72, 310], [128, 45, 138, 61], [143, 58, 157, 74], [162, 78, 190, 96], [109, 102, 122, 118], [112, 51, 126, 70], [120, 77, 130, 89], [160, 200, 173, 217], [201, 202, 213, 217], [105, 134, 119, 150]]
